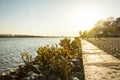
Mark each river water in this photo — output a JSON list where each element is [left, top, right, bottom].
[[0, 38, 63, 72]]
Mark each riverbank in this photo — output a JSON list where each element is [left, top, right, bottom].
[[0, 37, 84, 80], [86, 38, 120, 59]]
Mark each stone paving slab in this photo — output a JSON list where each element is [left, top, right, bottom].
[[83, 50, 106, 54], [84, 65, 120, 80], [81, 40, 120, 80], [83, 54, 120, 64]]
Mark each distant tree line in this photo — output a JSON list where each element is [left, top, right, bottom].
[[80, 17, 120, 38], [0, 34, 62, 38]]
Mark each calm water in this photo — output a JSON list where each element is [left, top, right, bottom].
[[0, 38, 63, 72]]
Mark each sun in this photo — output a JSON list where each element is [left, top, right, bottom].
[[73, 8, 103, 31]]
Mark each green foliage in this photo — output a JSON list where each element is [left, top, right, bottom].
[[79, 30, 89, 39], [35, 37, 82, 79], [89, 17, 120, 37], [21, 52, 32, 64], [1, 37, 83, 80], [59, 37, 71, 48]]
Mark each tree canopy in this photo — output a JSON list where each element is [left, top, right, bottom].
[[80, 17, 120, 38]]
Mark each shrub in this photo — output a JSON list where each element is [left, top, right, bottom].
[[0, 37, 83, 80]]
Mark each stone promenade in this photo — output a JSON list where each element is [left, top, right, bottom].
[[81, 40, 120, 80]]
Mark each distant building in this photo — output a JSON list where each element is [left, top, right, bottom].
[[98, 30, 103, 34]]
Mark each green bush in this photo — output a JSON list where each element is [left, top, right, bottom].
[[1, 37, 83, 80]]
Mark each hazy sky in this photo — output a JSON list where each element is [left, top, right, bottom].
[[0, 0, 120, 36]]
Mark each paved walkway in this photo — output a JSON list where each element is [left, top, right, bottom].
[[81, 40, 120, 80]]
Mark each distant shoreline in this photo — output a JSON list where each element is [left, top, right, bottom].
[[0, 36, 63, 38], [0, 34, 75, 38]]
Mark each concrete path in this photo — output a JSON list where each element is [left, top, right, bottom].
[[81, 40, 120, 80]]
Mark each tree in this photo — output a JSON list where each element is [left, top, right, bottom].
[[79, 30, 83, 38], [88, 17, 120, 37]]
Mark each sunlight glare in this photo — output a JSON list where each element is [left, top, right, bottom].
[[73, 8, 103, 31]]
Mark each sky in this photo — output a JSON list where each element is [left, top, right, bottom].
[[0, 0, 120, 36]]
